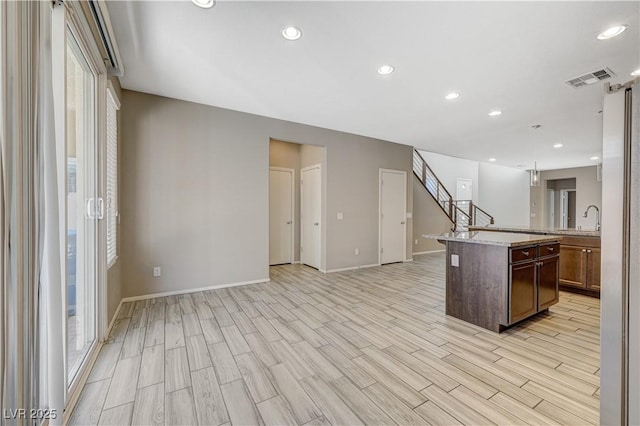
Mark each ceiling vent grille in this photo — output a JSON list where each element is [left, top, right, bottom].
[[565, 67, 616, 88]]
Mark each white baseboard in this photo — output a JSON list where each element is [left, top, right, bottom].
[[121, 278, 271, 303], [292, 261, 301, 264], [412, 249, 445, 255], [404, 258, 413, 262], [325, 263, 381, 273]]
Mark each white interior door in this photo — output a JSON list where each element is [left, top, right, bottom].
[[560, 190, 569, 228], [456, 178, 473, 201], [380, 170, 406, 264], [269, 168, 294, 265], [301, 165, 321, 269]]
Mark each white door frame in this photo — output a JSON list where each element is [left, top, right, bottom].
[[301, 163, 322, 269], [269, 167, 295, 265], [378, 168, 407, 265]]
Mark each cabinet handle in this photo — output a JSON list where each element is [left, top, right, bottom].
[[582, 249, 587, 253], [547, 247, 554, 252], [522, 251, 529, 256], [587, 249, 592, 253]]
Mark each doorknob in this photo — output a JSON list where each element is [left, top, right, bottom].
[[400, 221, 406, 225], [286, 221, 292, 224], [314, 222, 319, 226]]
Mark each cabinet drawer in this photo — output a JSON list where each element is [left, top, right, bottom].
[[539, 243, 560, 258], [510, 246, 537, 263]]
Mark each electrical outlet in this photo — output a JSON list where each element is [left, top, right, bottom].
[[153, 266, 161, 277], [355, 248, 359, 255], [337, 212, 344, 220], [415, 239, 418, 245], [451, 254, 459, 267]]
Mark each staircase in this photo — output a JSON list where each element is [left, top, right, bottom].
[[413, 149, 494, 231]]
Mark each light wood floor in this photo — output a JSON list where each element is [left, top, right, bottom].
[[70, 252, 601, 425]]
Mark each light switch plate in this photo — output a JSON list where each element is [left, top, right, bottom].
[[406, 212, 412, 219], [451, 254, 459, 267], [337, 212, 344, 220], [153, 266, 161, 277]]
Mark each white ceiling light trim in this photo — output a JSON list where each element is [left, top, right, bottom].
[[553, 143, 564, 148], [377, 65, 394, 75], [488, 158, 497, 162], [488, 110, 502, 117], [590, 156, 600, 160], [597, 24, 628, 39], [282, 26, 302, 41], [445, 92, 460, 100], [192, 0, 215, 9]]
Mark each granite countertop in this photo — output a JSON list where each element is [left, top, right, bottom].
[[468, 225, 600, 237], [423, 231, 562, 247]]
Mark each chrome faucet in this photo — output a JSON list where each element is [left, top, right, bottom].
[[583, 205, 601, 231]]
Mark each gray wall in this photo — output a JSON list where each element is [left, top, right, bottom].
[[530, 166, 602, 230], [478, 163, 530, 226], [412, 175, 454, 253], [120, 90, 413, 297]]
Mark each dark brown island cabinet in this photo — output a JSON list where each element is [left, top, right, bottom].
[[425, 231, 561, 333], [469, 226, 601, 297]]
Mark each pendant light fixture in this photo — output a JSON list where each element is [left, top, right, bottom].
[[530, 125, 541, 187]]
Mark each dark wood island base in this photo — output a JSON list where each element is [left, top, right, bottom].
[[426, 231, 561, 333]]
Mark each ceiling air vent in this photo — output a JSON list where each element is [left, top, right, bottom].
[[565, 67, 616, 88]]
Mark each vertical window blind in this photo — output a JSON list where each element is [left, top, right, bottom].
[[106, 89, 118, 266]]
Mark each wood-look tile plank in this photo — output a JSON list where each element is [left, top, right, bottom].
[[421, 384, 495, 425], [69, 380, 110, 426], [165, 347, 191, 393], [145, 319, 165, 347], [103, 355, 141, 409], [300, 376, 364, 426], [413, 401, 463, 426], [489, 392, 560, 426], [235, 352, 277, 403], [269, 363, 322, 424], [231, 311, 258, 334], [191, 366, 230, 426], [361, 382, 428, 425], [138, 344, 164, 388], [182, 312, 203, 337], [220, 379, 264, 426], [87, 342, 122, 383], [165, 387, 197, 425], [329, 376, 394, 424], [292, 341, 343, 382], [256, 395, 298, 426], [186, 334, 212, 371], [244, 332, 280, 368], [318, 344, 375, 388], [361, 346, 431, 391], [213, 306, 235, 327], [97, 403, 133, 425], [208, 341, 242, 384], [132, 382, 164, 426], [121, 327, 145, 359], [220, 324, 250, 355], [200, 317, 224, 345]]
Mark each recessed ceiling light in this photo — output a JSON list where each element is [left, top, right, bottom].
[[445, 92, 460, 100], [488, 158, 497, 162], [377, 65, 394, 75], [590, 156, 600, 160], [553, 143, 564, 148], [192, 0, 215, 8], [597, 25, 628, 40], [632, 68, 640, 76], [282, 26, 302, 41], [488, 110, 502, 117]]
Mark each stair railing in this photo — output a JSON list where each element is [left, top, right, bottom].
[[413, 150, 455, 223]]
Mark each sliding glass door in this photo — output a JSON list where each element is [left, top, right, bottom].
[[65, 31, 98, 385]]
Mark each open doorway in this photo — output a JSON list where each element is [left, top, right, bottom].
[[546, 178, 577, 229], [269, 139, 325, 270]]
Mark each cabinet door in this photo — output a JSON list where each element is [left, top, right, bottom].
[[509, 261, 537, 324], [538, 255, 559, 311], [559, 245, 587, 288], [586, 248, 601, 290]]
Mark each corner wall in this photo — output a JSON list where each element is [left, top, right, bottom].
[[412, 175, 453, 253], [120, 90, 413, 298]]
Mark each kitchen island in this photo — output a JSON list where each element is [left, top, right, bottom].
[[425, 231, 562, 333], [469, 225, 601, 296]]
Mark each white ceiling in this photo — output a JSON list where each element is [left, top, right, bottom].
[[107, 1, 639, 170]]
